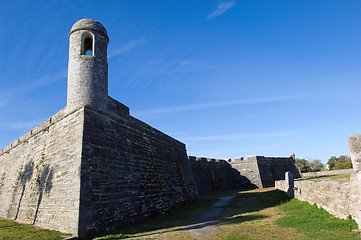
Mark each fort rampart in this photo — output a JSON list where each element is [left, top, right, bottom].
[[231, 155, 301, 188], [276, 173, 352, 220], [276, 134, 361, 228], [188, 156, 253, 193]]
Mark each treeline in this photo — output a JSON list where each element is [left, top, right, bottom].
[[295, 155, 352, 173]]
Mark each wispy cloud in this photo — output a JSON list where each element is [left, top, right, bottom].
[[238, 106, 294, 119], [178, 131, 296, 141], [257, 142, 290, 152], [133, 95, 299, 117], [207, 1, 237, 21], [108, 36, 147, 59], [3, 69, 67, 97], [137, 59, 213, 75], [0, 118, 45, 130]]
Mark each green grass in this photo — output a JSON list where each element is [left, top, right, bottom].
[[299, 174, 350, 181], [0, 219, 68, 240], [277, 198, 360, 240], [225, 231, 255, 240]]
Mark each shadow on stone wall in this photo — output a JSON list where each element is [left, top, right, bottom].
[[33, 164, 54, 225], [10, 159, 54, 224], [189, 156, 257, 194], [14, 160, 34, 220]]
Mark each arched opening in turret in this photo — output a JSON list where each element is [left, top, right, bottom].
[[84, 38, 92, 55], [81, 33, 94, 56]]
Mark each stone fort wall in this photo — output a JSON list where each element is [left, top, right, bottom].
[[0, 104, 200, 238], [0, 107, 84, 235], [188, 156, 253, 193], [78, 106, 198, 237], [0, 18, 303, 238], [276, 173, 352, 220], [231, 155, 301, 188], [276, 135, 361, 229]]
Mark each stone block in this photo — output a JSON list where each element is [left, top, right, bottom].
[[349, 134, 361, 171]]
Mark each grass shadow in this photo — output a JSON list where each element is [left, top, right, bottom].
[[220, 188, 290, 225]]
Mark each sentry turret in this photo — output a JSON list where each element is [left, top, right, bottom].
[[67, 19, 109, 111]]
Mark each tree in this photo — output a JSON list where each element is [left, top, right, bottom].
[[309, 159, 323, 172], [327, 156, 337, 170], [295, 158, 311, 173], [333, 155, 352, 170]]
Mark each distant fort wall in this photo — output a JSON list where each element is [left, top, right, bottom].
[[231, 155, 301, 188], [188, 156, 253, 193]]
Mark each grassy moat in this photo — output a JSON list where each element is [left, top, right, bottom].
[[0, 188, 359, 240]]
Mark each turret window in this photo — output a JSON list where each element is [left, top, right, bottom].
[[81, 33, 94, 56]]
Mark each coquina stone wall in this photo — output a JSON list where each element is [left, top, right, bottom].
[[276, 134, 361, 228], [276, 174, 352, 220], [231, 155, 301, 188], [0, 107, 84, 235], [188, 156, 253, 193], [0, 104, 199, 238], [78, 107, 198, 237]]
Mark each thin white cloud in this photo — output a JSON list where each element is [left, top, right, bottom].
[[257, 142, 289, 152], [132, 95, 299, 117], [108, 36, 147, 59], [178, 131, 296, 141], [137, 59, 213, 76], [4, 69, 67, 96], [1, 118, 44, 130], [207, 1, 237, 21], [239, 106, 294, 119]]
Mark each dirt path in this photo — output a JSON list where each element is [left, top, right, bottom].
[[187, 194, 237, 239], [125, 194, 237, 240], [112, 188, 304, 240]]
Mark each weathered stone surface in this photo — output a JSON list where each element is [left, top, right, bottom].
[[78, 107, 198, 237], [188, 156, 252, 193], [0, 107, 84, 235], [275, 134, 361, 230], [231, 155, 301, 188], [276, 173, 352, 220], [67, 19, 109, 112], [349, 134, 361, 171]]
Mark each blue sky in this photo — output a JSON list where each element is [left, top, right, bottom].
[[1, 0, 361, 163]]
